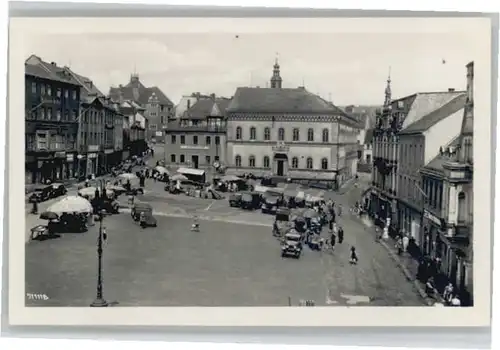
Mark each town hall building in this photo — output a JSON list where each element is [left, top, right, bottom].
[[225, 59, 360, 188]]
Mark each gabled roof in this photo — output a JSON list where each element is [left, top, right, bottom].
[[109, 76, 174, 107], [424, 136, 461, 173], [184, 97, 231, 120], [227, 87, 341, 114], [400, 93, 467, 134], [66, 69, 104, 97], [340, 105, 380, 129], [25, 55, 82, 87], [400, 91, 466, 129]]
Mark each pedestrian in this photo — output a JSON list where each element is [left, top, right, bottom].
[[425, 277, 435, 296], [396, 236, 403, 255], [338, 226, 344, 244], [85, 178, 90, 187], [349, 246, 358, 264], [31, 198, 38, 215], [443, 283, 454, 303], [337, 204, 342, 217], [330, 231, 336, 248], [402, 234, 409, 253], [139, 211, 147, 228], [191, 215, 200, 232]]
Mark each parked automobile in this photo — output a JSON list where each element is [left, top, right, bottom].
[[50, 183, 67, 198], [261, 188, 283, 214], [229, 193, 243, 207], [131, 202, 153, 221], [281, 232, 303, 259], [240, 192, 262, 210], [28, 185, 53, 203]]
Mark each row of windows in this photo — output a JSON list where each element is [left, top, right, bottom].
[[234, 155, 329, 170], [423, 177, 444, 211], [27, 107, 77, 121], [30, 82, 78, 101], [171, 135, 221, 145], [235, 127, 330, 142], [169, 154, 220, 164]]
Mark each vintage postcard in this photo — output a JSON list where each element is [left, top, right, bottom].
[[7, 15, 493, 327]]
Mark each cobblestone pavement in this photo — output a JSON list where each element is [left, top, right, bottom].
[[26, 211, 425, 307]]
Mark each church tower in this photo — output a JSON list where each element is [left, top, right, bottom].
[[383, 68, 392, 108], [270, 58, 282, 89]]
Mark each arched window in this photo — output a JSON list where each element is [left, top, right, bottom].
[[263, 156, 270, 168], [250, 127, 256, 140], [306, 157, 313, 169], [292, 128, 300, 141], [307, 128, 314, 141], [278, 128, 285, 141], [235, 155, 241, 167], [292, 157, 299, 168], [321, 158, 328, 170], [249, 155, 256, 167], [264, 127, 271, 140], [458, 191, 466, 223], [236, 126, 242, 140], [322, 128, 329, 142]]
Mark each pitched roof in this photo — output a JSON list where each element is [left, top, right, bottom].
[[227, 87, 341, 114], [184, 97, 232, 120], [340, 105, 380, 129], [109, 76, 173, 107], [66, 70, 104, 97], [401, 93, 467, 134], [424, 136, 461, 173], [400, 91, 466, 129], [25, 55, 82, 87]]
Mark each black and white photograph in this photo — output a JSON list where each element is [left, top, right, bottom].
[[6, 16, 493, 327]]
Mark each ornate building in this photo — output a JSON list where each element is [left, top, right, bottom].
[[164, 96, 231, 170], [370, 72, 466, 238], [225, 60, 360, 188], [420, 61, 474, 305]]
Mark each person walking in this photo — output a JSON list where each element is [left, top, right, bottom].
[[396, 236, 403, 255], [338, 226, 344, 244], [349, 246, 358, 264]]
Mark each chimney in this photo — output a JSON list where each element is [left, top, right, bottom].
[[118, 90, 124, 104], [51, 62, 56, 66], [187, 99, 191, 109], [345, 105, 354, 113], [448, 88, 455, 92], [466, 61, 474, 104]]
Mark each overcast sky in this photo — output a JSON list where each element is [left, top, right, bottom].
[[23, 32, 482, 106]]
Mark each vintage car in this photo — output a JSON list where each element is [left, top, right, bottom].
[[275, 207, 290, 222], [240, 192, 261, 210], [281, 232, 303, 259], [131, 202, 153, 221], [228, 193, 243, 207], [28, 185, 53, 203], [50, 183, 68, 198], [261, 188, 283, 214]]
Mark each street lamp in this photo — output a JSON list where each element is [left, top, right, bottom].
[[90, 208, 108, 307]]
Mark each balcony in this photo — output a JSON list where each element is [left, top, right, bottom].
[[443, 160, 472, 182]]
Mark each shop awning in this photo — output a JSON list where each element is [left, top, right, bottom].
[[177, 167, 205, 176]]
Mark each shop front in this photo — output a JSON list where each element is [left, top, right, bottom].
[[422, 209, 446, 258], [104, 148, 114, 173], [65, 152, 77, 179]]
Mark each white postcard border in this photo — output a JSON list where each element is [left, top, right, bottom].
[[8, 17, 493, 327]]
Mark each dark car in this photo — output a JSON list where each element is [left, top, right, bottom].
[[261, 194, 279, 214], [240, 192, 261, 210], [28, 185, 53, 203], [50, 183, 67, 198], [229, 193, 243, 207], [131, 202, 153, 221], [281, 232, 303, 258]]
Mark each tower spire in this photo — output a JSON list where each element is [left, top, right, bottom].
[[270, 54, 282, 89], [384, 66, 392, 107]]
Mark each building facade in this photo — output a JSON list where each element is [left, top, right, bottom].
[[370, 72, 467, 237], [109, 74, 174, 141], [420, 62, 474, 305], [164, 97, 230, 170], [25, 55, 82, 184], [115, 100, 148, 159], [397, 93, 466, 247], [225, 60, 359, 188]]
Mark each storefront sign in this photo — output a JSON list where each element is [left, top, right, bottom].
[[88, 153, 97, 159], [77, 154, 85, 160], [424, 209, 442, 226], [54, 152, 66, 158], [66, 154, 74, 162], [105, 149, 114, 154], [88, 145, 100, 152], [272, 141, 290, 153]]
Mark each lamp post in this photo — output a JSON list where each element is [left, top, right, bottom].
[[90, 208, 108, 307]]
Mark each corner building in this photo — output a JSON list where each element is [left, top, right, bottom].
[[225, 60, 359, 188]]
